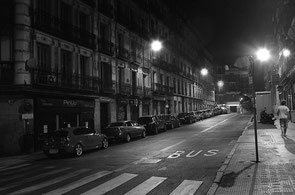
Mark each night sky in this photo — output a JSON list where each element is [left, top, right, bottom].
[[168, 0, 276, 66]]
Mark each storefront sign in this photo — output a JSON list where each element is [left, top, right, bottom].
[[63, 100, 77, 107], [39, 98, 94, 108]]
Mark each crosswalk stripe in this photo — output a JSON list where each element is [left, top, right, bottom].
[[169, 180, 203, 195], [82, 173, 137, 195], [124, 176, 167, 195], [0, 167, 71, 191], [8, 168, 89, 195], [43, 170, 113, 195], [0, 164, 31, 172]]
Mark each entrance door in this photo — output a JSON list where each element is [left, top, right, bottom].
[[131, 104, 139, 121], [100, 102, 109, 130]]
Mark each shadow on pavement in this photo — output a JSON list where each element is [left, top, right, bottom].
[[219, 163, 256, 187], [283, 137, 295, 155]]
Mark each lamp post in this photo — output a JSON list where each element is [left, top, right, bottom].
[[249, 48, 271, 163]]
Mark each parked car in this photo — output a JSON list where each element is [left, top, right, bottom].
[[159, 114, 181, 129], [103, 120, 146, 142], [196, 110, 206, 120], [190, 111, 201, 121], [42, 127, 108, 158], [213, 107, 223, 116], [177, 112, 195, 124], [137, 115, 166, 134]]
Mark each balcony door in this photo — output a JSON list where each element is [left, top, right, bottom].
[[61, 50, 72, 86]]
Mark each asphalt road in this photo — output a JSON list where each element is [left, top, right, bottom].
[[0, 113, 251, 195]]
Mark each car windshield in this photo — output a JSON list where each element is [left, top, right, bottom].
[[109, 122, 125, 127], [177, 113, 187, 117], [138, 117, 153, 124], [46, 130, 68, 138]]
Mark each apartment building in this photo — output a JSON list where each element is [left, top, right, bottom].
[[0, 0, 215, 155]]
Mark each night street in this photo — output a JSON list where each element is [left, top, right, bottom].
[[0, 113, 251, 195]]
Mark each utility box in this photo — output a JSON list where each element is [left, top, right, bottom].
[[256, 91, 272, 121]]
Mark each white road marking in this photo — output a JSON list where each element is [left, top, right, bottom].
[[8, 169, 89, 195], [0, 167, 71, 191], [169, 180, 203, 195], [44, 170, 112, 195], [161, 140, 186, 152], [0, 164, 31, 172], [196, 114, 238, 135], [124, 176, 167, 195], [82, 173, 137, 195]]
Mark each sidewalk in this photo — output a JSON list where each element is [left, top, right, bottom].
[[211, 119, 295, 195]]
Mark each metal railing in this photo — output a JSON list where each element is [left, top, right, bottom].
[[32, 9, 96, 49], [31, 69, 100, 92]]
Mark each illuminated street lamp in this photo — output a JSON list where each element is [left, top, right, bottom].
[[256, 48, 270, 62], [200, 68, 208, 76], [282, 48, 291, 57], [151, 40, 162, 52], [217, 80, 224, 88], [250, 47, 270, 163]]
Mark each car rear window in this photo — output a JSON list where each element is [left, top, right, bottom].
[[46, 130, 68, 138], [138, 117, 153, 124], [109, 122, 125, 127]]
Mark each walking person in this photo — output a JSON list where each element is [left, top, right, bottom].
[[277, 100, 290, 137]]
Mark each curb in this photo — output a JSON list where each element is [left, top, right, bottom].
[[206, 116, 253, 195]]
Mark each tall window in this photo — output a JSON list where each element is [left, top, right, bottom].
[[101, 62, 112, 90], [79, 12, 89, 31], [37, 43, 51, 71], [60, 50, 72, 82], [173, 78, 176, 93]]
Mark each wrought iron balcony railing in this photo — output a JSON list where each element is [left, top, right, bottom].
[[31, 69, 100, 92], [98, 39, 115, 55], [31, 9, 96, 49]]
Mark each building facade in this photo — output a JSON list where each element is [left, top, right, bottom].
[[0, 0, 215, 155], [270, 0, 295, 110]]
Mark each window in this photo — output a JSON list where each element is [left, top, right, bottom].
[[61, 2, 72, 24], [101, 62, 112, 88], [1, 36, 11, 61], [79, 12, 89, 31], [166, 76, 170, 86], [126, 122, 132, 126], [173, 78, 176, 93], [61, 50, 72, 81], [37, 43, 51, 71]]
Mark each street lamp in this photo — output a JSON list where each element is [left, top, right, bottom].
[[201, 68, 208, 76], [250, 47, 271, 163], [282, 48, 291, 57], [151, 40, 162, 52], [217, 80, 224, 89]]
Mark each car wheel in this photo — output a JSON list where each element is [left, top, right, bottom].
[[102, 138, 108, 149], [154, 126, 159, 134], [141, 130, 146, 138], [74, 144, 83, 157], [126, 134, 131, 142]]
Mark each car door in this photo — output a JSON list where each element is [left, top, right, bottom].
[[126, 121, 134, 137], [132, 121, 142, 137], [87, 128, 101, 148]]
